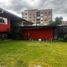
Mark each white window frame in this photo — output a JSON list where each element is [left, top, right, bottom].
[[0, 17, 7, 24]]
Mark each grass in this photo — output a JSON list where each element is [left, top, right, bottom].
[[0, 40, 67, 67]]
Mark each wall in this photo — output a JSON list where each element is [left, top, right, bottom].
[[22, 27, 54, 40], [0, 17, 10, 33]]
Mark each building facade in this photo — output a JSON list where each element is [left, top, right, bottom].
[[22, 9, 52, 25]]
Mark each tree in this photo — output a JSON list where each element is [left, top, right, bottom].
[[49, 17, 63, 26]]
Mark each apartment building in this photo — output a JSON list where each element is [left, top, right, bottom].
[[22, 9, 52, 25]]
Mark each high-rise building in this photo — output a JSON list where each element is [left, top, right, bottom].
[[22, 9, 52, 25]]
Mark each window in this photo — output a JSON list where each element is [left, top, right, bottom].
[[25, 17, 27, 19], [40, 12, 43, 14], [0, 18, 4, 23], [25, 13, 27, 15], [37, 18, 40, 21], [36, 21, 40, 24], [44, 19, 47, 21], [33, 16, 36, 18], [49, 11, 52, 14], [37, 11, 40, 17], [44, 12, 47, 14], [0, 17, 7, 24], [36, 18, 40, 24]]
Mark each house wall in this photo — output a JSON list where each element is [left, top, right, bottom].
[[21, 27, 54, 40], [0, 17, 10, 33]]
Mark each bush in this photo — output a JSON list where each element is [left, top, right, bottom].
[[63, 34, 67, 41]]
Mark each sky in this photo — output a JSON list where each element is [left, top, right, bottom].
[[0, 0, 67, 20]]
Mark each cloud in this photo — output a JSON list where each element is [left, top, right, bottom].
[[0, 0, 67, 20]]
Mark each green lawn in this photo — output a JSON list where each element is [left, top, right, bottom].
[[0, 40, 67, 67]]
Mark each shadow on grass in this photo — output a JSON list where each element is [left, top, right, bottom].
[[16, 60, 28, 67]]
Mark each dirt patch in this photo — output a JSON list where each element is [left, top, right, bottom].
[[28, 61, 52, 67]]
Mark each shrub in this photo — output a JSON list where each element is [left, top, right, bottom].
[[63, 34, 67, 41]]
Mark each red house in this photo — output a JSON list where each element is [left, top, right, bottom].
[[0, 8, 22, 39], [0, 8, 33, 39]]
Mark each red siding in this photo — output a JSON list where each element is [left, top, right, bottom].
[[0, 18, 10, 33], [22, 27, 54, 40]]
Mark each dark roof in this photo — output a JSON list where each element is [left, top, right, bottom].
[[19, 25, 54, 29], [0, 8, 33, 24], [19, 25, 67, 29], [0, 8, 23, 21]]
